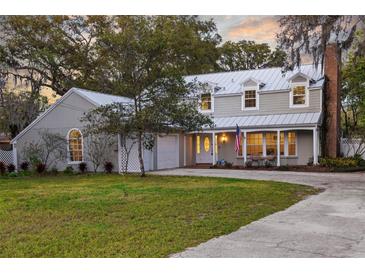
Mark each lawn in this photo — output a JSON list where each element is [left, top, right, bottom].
[[0, 174, 318, 257]]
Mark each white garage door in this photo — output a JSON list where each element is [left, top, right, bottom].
[[157, 135, 179, 170]]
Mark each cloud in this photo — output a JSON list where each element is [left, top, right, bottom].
[[226, 16, 280, 47]]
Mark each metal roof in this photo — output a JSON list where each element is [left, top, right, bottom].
[[73, 88, 133, 106], [12, 87, 133, 143], [212, 112, 322, 130], [184, 64, 324, 96]]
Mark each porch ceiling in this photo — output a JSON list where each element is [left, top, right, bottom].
[[211, 112, 322, 130]]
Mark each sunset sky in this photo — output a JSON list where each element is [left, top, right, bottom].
[[206, 15, 279, 47]]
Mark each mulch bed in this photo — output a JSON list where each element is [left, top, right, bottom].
[[188, 165, 365, 173]]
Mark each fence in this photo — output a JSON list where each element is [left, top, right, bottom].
[[0, 149, 14, 165], [341, 138, 365, 159]]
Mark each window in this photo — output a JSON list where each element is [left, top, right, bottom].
[[288, 132, 297, 156], [196, 135, 201, 154], [247, 133, 263, 157], [292, 86, 307, 106], [204, 137, 210, 152], [67, 129, 83, 163], [201, 93, 211, 111], [265, 132, 285, 156], [244, 90, 257, 108]]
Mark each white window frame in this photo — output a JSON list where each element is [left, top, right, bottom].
[[286, 131, 298, 157], [241, 131, 298, 159], [67, 128, 84, 164], [264, 132, 285, 157], [199, 92, 214, 113], [242, 86, 259, 111], [290, 82, 309, 108], [246, 132, 264, 157], [198, 84, 216, 114]]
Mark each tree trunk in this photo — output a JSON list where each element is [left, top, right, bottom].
[[137, 131, 145, 177]]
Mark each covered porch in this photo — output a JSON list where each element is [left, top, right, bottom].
[[183, 112, 322, 167], [184, 128, 320, 167]]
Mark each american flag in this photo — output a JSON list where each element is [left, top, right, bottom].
[[234, 124, 241, 152]]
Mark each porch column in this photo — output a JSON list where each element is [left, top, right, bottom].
[[212, 132, 216, 165], [313, 128, 319, 165], [277, 130, 281, 167], [243, 131, 247, 166]]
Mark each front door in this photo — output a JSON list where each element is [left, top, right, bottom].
[[196, 134, 212, 164]]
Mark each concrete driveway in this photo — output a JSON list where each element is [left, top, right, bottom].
[[150, 168, 365, 257]]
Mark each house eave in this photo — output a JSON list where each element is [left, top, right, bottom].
[[10, 88, 99, 144]]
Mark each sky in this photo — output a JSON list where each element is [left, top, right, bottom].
[[205, 15, 280, 47]]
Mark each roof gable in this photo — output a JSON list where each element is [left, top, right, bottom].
[[11, 88, 133, 143], [242, 77, 260, 87], [287, 72, 312, 82]]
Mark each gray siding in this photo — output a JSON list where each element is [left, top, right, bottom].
[[217, 132, 243, 166], [281, 130, 313, 166], [15, 92, 119, 172], [214, 89, 321, 117], [179, 133, 184, 167], [185, 134, 195, 166]]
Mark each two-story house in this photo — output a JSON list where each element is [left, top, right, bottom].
[[10, 45, 340, 172], [184, 64, 323, 167], [182, 44, 340, 168]]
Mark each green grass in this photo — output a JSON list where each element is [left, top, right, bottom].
[[0, 174, 318, 257]]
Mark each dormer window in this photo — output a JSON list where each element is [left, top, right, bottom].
[[244, 90, 257, 108], [292, 86, 306, 105], [288, 72, 311, 108], [201, 93, 212, 111], [241, 77, 261, 111]]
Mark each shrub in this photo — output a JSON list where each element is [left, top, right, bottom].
[[79, 162, 87, 173], [7, 164, 15, 173], [320, 157, 358, 168], [50, 167, 59, 175], [20, 161, 29, 171], [359, 159, 365, 167], [264, 160, 273, 168], [0, 161, 6, 175], [104, 161, 114, 173], [353, 154, 363, 162], [63, 166, 74, 175], [18, 170, 32, 177], [35, 163, 46, 174], [224, 162, 233, 169], [277, 165, 289, 171], [245, 160, 253, 168], [7, 172, 18, 178]]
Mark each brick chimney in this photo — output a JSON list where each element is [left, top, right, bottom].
[[323, 43, 341, 158]]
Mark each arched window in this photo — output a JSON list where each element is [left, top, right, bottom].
[[67, 129, 83, 163]]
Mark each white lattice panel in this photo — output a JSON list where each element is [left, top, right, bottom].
[[119, 138, 141, 173], [0, 149, 13, 165], [341, 138, 365, 159]]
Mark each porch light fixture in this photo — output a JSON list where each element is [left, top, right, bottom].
[[221, 134, 227, 144]]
